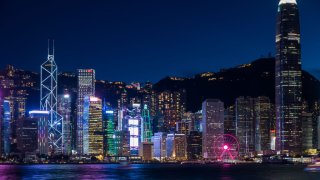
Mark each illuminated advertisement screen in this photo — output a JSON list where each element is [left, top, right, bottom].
[[129, 127, 139, 136], [128, 119, 139, 126], [130, 137, 139, 147]]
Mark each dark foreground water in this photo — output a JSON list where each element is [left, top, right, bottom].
[[0, 164, 319, 180]]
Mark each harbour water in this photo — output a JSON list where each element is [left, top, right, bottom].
[[0, 164, 319, 179]]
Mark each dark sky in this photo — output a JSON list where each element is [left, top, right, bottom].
[[0, 0, 319, 82]]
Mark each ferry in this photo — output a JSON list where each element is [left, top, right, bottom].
[[305, 160, 320, 172]]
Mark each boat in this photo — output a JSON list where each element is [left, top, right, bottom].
[[305, 160, 320, 172], [118, 157, 130, 166]]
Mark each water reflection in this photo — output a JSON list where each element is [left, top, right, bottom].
[[0, 164, 319, 180]]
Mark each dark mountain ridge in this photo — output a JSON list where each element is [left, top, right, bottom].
[[154, 58, 320, 112]]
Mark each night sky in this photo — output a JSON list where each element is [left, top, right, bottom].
[[0, 0, 319, 82]]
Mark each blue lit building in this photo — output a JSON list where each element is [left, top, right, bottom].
[[29, 110, 49, 155], [3, 100, 11, 155], [102, 103, 115, 156]]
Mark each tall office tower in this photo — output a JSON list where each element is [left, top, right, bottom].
[[4, 94, 26, 152], [224, 106, 235, 136], [156, 90, 186, 132], [3, 100, 11, 155], [151, 132, 167, 161], [77, 69, 95, 154], [29, 110, 49, 155], [177, 112, 194, 135], [123, 104, 142, 156], [275, 0, 302, 154], [0, 97, 3, 155], [83, 96, 103, 155], [141, 104, 152, 143], [166, 134, 175, 159], [187, 131, 202, 160], [40, 42, 63, 154], [301, 112, 313, 151], [142, 82, 157, 117], [102, 104, 115, 156], [118, 89, 128, 110], [114, 130, 130, 156], [254, 97, 274, 152], [58, 94, 72, 155], [235, 97, 255, 156], [174, 134, 187, 161], [202, 99, 224, 159], [16, 117, 38, 155]]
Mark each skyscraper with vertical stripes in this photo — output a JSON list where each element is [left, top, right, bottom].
[[275, 0, 302, 154]]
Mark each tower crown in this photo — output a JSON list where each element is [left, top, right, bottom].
[[279, 0, 297, 5]]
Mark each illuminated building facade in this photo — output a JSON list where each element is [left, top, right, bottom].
[[235, 97, 255, 156], [40, 43, 63, 154], [202, 99, 224, 159], [166, 134, 175, 158], [4, 95, 26, 152], [152, 132, 167, 161], [58, 94, 72, 155], [83, 96, 103, 155], [123, 104, 142, 156], [77, 69, 95, 154], [29, 110, 49, 155], [302, 112, 313, 151], [141, 104, 152, 143], [224, 106, 235, 136], [275, 0, 302, 154], [102, 104, 115, 156], [156, 90, 186, 132], [187, 131, 202, 160], [174, 134, 187, 161], [3, 100, 11, 155], [16, 117, 38, 154], [254, 97, 274, 152], [114, 130, 130, 156], [0, 97, 2, 155]]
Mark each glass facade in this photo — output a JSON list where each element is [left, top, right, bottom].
[[275, 0, 302, 154], [77, 69, 95, 154], [202, 99, 224, 159]]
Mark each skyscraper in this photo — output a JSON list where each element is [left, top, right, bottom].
[[202, 99, 224, 159], [77, 69, 95, 154], [102, 103, 115, 156], [40, 42, 63, 154], [3, 100, 11, 155], [83, 96, 103, 155], [58, 94, 72, 155], [275, 0, 302, 154]]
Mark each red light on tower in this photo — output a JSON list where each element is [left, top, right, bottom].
[[87, 69, 93, 73]]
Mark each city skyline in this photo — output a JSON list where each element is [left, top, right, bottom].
[[0, 0, 320, 82], [1, 1, 320, 178]]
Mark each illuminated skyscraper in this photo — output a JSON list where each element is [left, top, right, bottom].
[[40, 41, 63, 154], [202, 99, 224, 159], [275, 0, 302, 153], [151, 132, 167, 161], [123, 104, 142, 156], [58, 94, 72, 155], [16, 117, 38, 154], [77, 69, 95, 154], [29, 110, 50, 155], [3, 100, 11, 155], [4, 94, 26, 152], [102, 103, 115, 156], [141, 104, 152, 143], [156, 90, 186, 132], [83, 96, 103, 155]]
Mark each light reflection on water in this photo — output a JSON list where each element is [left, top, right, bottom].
[[0, 164, 319, 180]]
